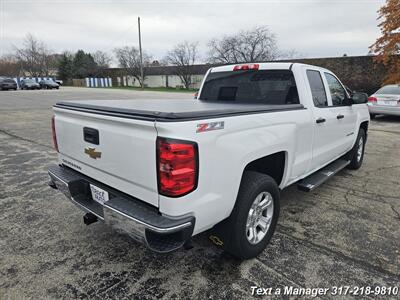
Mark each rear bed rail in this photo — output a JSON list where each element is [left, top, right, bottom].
[[54, 100, 305, 122]]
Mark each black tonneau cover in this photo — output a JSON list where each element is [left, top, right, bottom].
[[55, 99, 304, 122]]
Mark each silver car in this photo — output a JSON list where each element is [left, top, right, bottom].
[[368, 84, 400, 118]]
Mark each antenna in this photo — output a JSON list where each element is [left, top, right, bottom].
[[138, 17, 144, 89]]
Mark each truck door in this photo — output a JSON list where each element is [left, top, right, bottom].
[[306, 69, 344, 171], [322, 72, 358, 153]]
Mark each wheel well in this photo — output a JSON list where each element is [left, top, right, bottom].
[[360, 121, 369, 133], [243, 152, 286, 186]]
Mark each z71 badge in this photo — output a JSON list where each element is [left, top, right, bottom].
[[196, 121, 225, 133]]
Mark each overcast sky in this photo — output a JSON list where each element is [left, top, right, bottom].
[[0, 0, 384, 64]]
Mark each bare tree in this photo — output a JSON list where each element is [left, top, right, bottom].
[[0, 54, 21, 76], [208, 26, 279, 64], [14, 33, 53, 76], [93, 50, 112, 68], [164, 41, 199, 89], [114, 46, 151, 87]]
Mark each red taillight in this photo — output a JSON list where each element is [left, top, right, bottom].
[[157, 137, 198, 197], [233, 64, 259, 71], [51, 116, 59, 152], [368, 96, 377, 103]]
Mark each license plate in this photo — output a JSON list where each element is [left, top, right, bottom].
[[90, 184, 109, 204], [380, 100, 397, 106]]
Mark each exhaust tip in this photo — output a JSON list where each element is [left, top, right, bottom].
[[83, 213, 98, 225]]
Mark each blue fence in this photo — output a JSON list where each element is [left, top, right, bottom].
[[85, 77, 112, 88]]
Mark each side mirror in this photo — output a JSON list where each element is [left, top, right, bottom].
[[352, 92, 368, 104], [342, 97, 353, 106]]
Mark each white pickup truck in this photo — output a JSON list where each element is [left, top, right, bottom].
[[48, 63, 370, 259]]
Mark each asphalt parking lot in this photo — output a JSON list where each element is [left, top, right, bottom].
[[1, 87, 399, 299]]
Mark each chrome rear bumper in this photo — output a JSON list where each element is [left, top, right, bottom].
[[48, 164, 195, 253]]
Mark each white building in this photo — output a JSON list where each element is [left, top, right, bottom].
[[108, 64, 212, 89]]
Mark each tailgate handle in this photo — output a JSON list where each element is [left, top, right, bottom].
[[83, 127, 99, 145]]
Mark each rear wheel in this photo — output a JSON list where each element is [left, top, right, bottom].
[[214, 171, 280, 259], [347, 128, 366, 170]]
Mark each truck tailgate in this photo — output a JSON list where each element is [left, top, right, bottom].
[[54, 107, 159, 207]]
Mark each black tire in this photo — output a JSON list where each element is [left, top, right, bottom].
[[347, 128, 366, 170], [370, 114, 376, 119], [214, 171, 280, 259]]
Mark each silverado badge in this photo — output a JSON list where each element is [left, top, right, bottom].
[[84, 147, 102, 159]]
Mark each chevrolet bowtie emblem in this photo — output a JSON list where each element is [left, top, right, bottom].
[[84, 147, 102, 159]]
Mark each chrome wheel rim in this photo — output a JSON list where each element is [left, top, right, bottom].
[[246, 191, 274, 245], [357, 136, 364, 162]]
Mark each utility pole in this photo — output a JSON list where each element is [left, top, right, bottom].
[[138, 17, 144, 89]]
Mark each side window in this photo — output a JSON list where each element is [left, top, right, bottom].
[[324, 73, 347, 106], [306, 70, 328, 107]]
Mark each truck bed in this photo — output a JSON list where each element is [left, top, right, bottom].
[[55, 99, 304, 122]]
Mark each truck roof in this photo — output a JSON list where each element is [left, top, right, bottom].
[[210, 62, 294, 73], [210, 62, 330, 73]]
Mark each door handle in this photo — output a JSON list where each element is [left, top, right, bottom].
[[337, 114, 344, 120], [316, 117, 326, 124], [83, 127, 99, 145]]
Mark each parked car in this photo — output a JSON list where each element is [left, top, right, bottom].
[[48, 62, 369, 259], [39, 79, 59, 89], [0, 77, 17, 90], [368, 84, 400, 118], [54, 79, 63, 86], [21, 78, 41, 90]]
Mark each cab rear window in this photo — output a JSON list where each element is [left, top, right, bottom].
[[199, 70, 299, 105]]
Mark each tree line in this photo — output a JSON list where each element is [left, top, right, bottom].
[[0, 34, 113, 81], [0, 26, 293, 88], [114, 26, 296, 88], [0, 1, 398, 89]]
